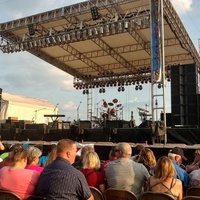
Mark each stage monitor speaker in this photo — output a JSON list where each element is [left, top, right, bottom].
[[160, 113, 172, 127], [79, 121, 91, 130]]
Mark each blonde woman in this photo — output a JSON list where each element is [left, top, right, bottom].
[[80, 151, 105, 194], [137, 147, 156, 175], [44, 145, 57, 167], [147, 156, 182, 200]]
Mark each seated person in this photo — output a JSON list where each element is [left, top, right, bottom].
[[80, 151, 105, 194], [0, 148, 40, 199], [106, 142, 150, 199], [147, 156, 182, 200], [137, 147, 156, 176], [73, 145, 94, 169], [35, 139, 93, 200], [189, 167, 200, 187], [43, 145, 57, 167], [186, 148, 200, 173], [0, 144, 22, 169], [168, 147, 189, 191], [26, 146, 44, 174]]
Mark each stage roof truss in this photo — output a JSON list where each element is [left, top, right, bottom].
[[0, 0, 200, 89]]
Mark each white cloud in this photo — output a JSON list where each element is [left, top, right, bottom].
[[170, 0, 193, 15]]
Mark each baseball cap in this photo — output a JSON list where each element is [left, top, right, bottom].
[[170, 147, 187, 161]]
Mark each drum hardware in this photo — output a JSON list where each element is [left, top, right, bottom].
[[113, 98, 118, 104], [108, 102, 114, 106], [103, 100, 108, 108]]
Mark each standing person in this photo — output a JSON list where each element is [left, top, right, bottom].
[[35, 139, 94, 200], [105, 142, 150, 199], [147, 156, 182, 200], [80, 151, 105, 194], [0, 148, 39, 199], [168, 147, 189, 191]]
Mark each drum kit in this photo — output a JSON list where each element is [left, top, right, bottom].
[[102, 98, 122, 121]]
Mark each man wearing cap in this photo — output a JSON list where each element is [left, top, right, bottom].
[[168, 147, 189, 190]]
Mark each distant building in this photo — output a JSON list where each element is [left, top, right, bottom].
[[0, 92, 57, 124]]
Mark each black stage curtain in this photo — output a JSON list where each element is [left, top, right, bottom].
[[112, 128, 152, 144]]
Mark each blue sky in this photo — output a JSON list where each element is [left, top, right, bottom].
[[0, 0, 199, 126]]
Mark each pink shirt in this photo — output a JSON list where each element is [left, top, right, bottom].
[[25, 165, 44, 174], [0, 166, 40, 199]]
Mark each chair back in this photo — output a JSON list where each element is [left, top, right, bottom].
[[105, 188, 137, 200], [186, 187, 200, 196], [26, 196, 51, 200], [0, 190, 21, 200], [89, 186, 104, 200], [140, 191, 175, 200], [183, 197, 200, 200]]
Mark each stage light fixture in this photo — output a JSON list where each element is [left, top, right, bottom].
[[94, 28, 98, 35], [62, 35, 66, 42], [83, 30, 87, 39], [100, 26, 104, 34], [77, 31, 81, 39], [139, 85, 143, 90], [46, 38, 51, 45], [99, 88, 102, 93], [88, 29, 93, 37], [105, 25, 110, 34], [66, 34, 71, 41], [135, 85, 138, 90], [118, 22, 123, 32], [124, 21, 129, 29], [122, 87, 125, 92], [158, 83, 162, 89], [102, 88, 106, 93], [37, 39, 42, 47], [111, 24, 116, 34], [28, 24, 35, 36], [57, 36, 62, 43], [118, 87, 121, 92], [72, 32, 76, 41], [90, 7, 100, 20]]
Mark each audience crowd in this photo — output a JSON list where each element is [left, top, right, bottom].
[[0, 139, 199, 199]]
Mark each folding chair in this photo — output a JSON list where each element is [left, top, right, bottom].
[[140, 191, 175, 200], [0, 190, 21, 200], [105, 188, 137, 200], [90, 186, 104, 200], [186, 187, 200, 196]]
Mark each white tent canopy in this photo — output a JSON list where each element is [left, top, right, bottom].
[[0, 92, 57, 124]]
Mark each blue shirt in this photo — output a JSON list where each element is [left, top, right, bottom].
[[36, 157, 92, 200], [172, 160, 189, 190]]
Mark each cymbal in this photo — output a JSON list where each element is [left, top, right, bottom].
[[108, 102, 114, 106], [117, 104, 122, 107], [113, 98, 118, 103], [103, 101, 108, 108]]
